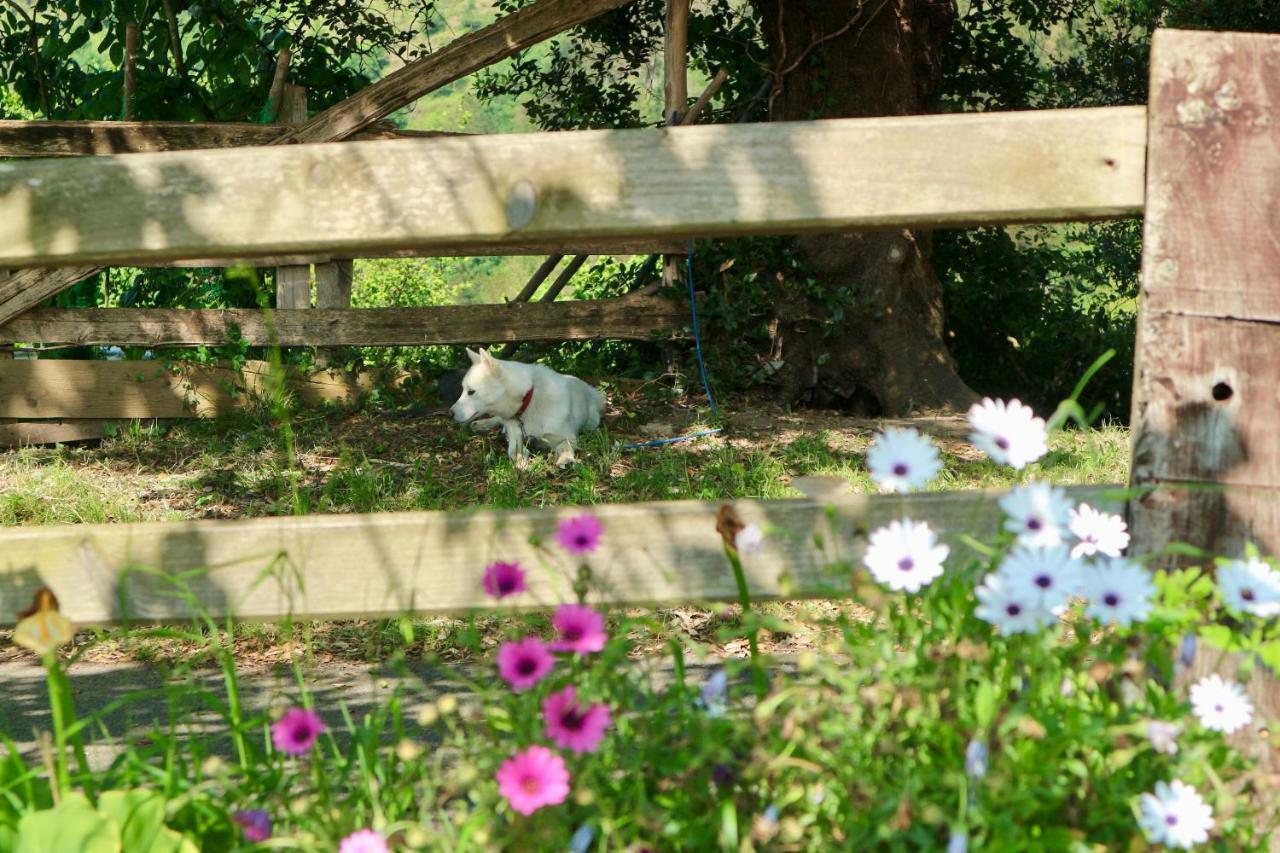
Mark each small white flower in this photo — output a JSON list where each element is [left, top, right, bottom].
[[735, 523, 766, 555], [1082, 558, 1156, 627], [967, 398, 1048, 470], [862, 519, 949, 593], [1216, 557, 1280, 617], [1068, 503, 1130, 558], [998, 545, 1083, 614], [866, 427, 942, 493], [975, 571, 1053, 634], [1190, 674, 1253, 734], [1138, 780, 1214, 849], [964, 738, 988, 780], [998, 482, 1072, 548], [1146, 720, 1181, 755], [700, 669, 728, 718]]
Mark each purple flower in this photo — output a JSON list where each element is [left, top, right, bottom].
[[550, 604, 607, 654], [233, 810, 272, 843], [496, 636, 556, 691], [556, 514, 603, 555], [483, 561, 527, 599], [542, 685, 611, 754], [271, 707, 325, 756]]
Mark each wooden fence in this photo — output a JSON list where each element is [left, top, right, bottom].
[[0, 27, 1274, 642], [0, 0, 714, 442]]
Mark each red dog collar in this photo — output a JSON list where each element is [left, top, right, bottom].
[[514, 386, 534, 419]]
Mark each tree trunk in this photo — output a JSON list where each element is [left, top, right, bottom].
[[752, 0, 976, 415]]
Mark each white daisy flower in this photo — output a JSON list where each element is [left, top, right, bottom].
[[1082, 558, 1156, 627], [1146, 720, 1181, 756], [1190, 675, 1253, 734], [735, 523, 766, 555], [866, 427, 942, 494], [1216, 556, 1280, 618], [998, 482, 1073, 548], [1068, 503, 1130, 558], [967, 398, 1048, 470], [1138, 780, 1214, 849], [998, 545, 1083, 614], [862, 519, 949, 593], [974, 571, 1052, 634]]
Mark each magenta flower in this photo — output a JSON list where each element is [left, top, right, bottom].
[[556, 514, 603, 555], [271, 707, 325, 756], [496, 745, 571, 816], [233, 810, 272, 843], [543, 685, 611, 754], [338, 829, 390, 853], [550, 604, 607, 654], [483, 560, 528, 599], [496, 637, 556, 691]]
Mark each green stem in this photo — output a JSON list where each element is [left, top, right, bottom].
[[44, 655, 70, 797], [725, 544, 767, 700]]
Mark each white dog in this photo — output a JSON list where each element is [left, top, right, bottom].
[[450, 348, 605, 468]]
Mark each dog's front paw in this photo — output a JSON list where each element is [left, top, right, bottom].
[[512, 451, 530, 470], [470, 416, 503, 433], [555, 448, 577, 469]]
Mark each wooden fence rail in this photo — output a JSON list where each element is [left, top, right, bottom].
[[0, 106, 1147, 268], [0, 296, 692, 348], [0, 486, 1122, 626]]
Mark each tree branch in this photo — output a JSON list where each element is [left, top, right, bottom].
[[160, 0, 188, 78]]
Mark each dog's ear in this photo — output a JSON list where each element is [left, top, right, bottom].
[[479, 348, 499, 368], [465, 347, 482, 365]]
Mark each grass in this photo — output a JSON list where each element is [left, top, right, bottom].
[[0, 399, 1128, 524], [0, 393, 1128, 668]]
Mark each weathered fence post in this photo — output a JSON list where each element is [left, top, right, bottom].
[[314, 258, 353, 367], [1129, 27, 1280, 811], [661, 0, 691, 386], [275, 84, 312, 311]]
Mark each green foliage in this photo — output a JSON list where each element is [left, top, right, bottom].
[[14, 791, 196, 853], [349, 257, 463, 371], [1, 495, 1270, 849], [0, 0, 438, 121], [936, 221, 1141, 417]]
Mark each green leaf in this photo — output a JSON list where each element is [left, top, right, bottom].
[[974, 680, 998, 729], [1198, 624, 1235, 652], [1258, 640, 1280, 674], [16, 793, 116, 853], [718, 800, 739, 852]]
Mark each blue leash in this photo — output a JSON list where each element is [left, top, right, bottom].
[[617, 238, 723, 452]]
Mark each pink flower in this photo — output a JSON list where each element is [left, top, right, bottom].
[[483, 561, 528, 599], [550, 604, 607, 654], [271, 707, 325, 756], [543, 685, 611, 753], [556, 514, 603, 555], [338, 829, 390, 853], [232, 810, 271, 843], [496, 745, 571, 816], [496, 637, 555, 691]]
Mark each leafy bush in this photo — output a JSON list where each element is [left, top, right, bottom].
[[349, 257, 465, 372], [936, 221, 1142, 419]]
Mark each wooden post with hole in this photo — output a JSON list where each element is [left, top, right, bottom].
[[1129, 28, 1280, 809], [274, 83, 312, 311]]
